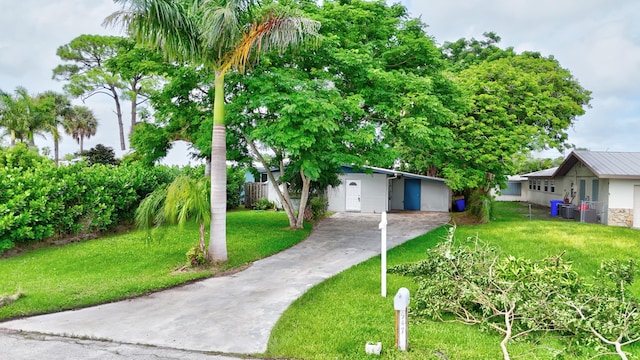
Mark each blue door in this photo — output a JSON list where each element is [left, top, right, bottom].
[[404, 179, 421, 210]]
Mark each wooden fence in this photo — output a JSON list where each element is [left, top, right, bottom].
[[244, 182, 268, 209]]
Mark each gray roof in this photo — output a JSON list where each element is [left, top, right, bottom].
[[342, 165, 447, 183], [555, 151, 640, 179], [522, 167, 558, 178]]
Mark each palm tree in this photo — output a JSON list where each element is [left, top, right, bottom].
[[0, 87, 34, 146], [105, 0, 320, 263], [136, 176, 210, 255], [63, 106, 98, 153], [37, 91, 72, 166]]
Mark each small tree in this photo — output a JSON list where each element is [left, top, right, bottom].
[[83, 144, 120, 166], [136, 176, 210, 263]]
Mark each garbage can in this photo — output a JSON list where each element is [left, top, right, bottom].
[[550, 200, 563, 217], [455, 199, 466, 212]]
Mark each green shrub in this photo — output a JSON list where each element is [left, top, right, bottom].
[[253, 197, 274, 210], [305, 196, 328, 221], [468, 189, 494, 223], [0, 162, 180, 251], [227, 166, 246, 210]]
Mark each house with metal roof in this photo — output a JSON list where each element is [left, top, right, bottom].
[[523, 151, 640, 228]]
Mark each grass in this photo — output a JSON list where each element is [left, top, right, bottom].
[[0, 210, 311, 321], [266, 202, 640, 360]]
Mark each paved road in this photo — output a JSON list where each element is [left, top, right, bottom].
[[1, 212, 449, 359]]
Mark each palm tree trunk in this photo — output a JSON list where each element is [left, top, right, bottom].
[[80, 136, 84, 153], [208, 71, 228, 263]]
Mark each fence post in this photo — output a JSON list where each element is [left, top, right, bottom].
[[379, 211, 387, 297]]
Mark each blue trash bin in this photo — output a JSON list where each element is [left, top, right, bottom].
[[455, 199, 466, 212], [550, 200, 563, 217]]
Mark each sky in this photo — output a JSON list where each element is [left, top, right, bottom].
[[1, 0, 639, 165]]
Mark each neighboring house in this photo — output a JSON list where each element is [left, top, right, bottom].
[[254, 165, 451, 213], [493, 175, 529, 202], [498, 151, 640, 228]]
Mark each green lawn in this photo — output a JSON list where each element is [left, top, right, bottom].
[[0, 210, 311, 320], [267, 202, 640, 360]]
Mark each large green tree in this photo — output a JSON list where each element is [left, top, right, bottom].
[[53, 35, 127, 150], [105, 0, 320, 262], [226, 65, 374, 228], [440, 49, 591, 192]]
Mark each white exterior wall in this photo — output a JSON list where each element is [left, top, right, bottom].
[[608, 179, 640, 208], [327, 173, 388, 213], [493, 180, 528, 202], [390, 178, 404, 210], [421, 181, 450, 212]]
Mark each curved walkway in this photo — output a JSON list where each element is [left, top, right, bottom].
[[1, 212, 449, 357]]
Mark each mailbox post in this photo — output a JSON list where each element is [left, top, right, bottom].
[[379, 211, 387, 297], [394, 287, 410, 351]]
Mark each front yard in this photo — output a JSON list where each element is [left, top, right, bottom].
[[267, 202, 640, 359], [0, 210, 311, 320]]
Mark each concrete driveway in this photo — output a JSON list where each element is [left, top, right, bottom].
[[1, 212, 449, 358]]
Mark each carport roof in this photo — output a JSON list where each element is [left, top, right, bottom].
[[341, 165, 447, 183]]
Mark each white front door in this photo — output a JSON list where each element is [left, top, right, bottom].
[[345, 180, 362, 211], [633, 186, 640, 228]]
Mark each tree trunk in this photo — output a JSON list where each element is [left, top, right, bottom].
[[208, 71, 228, 263], [80, 135, 84, 154], [54, 138, 59, 166], [246, 139, 298, 228], [295, 170, 312, 229], [130, 83, 138, 137], [199, 222, 206, 254], [111, 85, 126, 151]]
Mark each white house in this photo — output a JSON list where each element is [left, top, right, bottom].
[[326, 166, 451, 213], [499, 151, 640, 228], [258, 165, 451, 213]]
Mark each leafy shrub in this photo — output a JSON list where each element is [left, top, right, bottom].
[[468, 189, 494, 223], [227, 166, 246, 210], [0, 162, 179, 251], [0, 143, 49, 170], [253, 197, 274, 210], [305, 196, 328, 221], [186, 245, 209, 267]]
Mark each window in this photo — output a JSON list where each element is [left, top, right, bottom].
[[260, 173, 268, 182], [537, 180, 541, 191], [529, 180, 532, 190], [550, 180, 555, 193], [544, 180, 549, 192], [502, 182, 522, 196]]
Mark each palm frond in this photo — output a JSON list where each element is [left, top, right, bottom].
[[220, 13, 320, 73], [104, 0, 203, 64], [135, 185, 168, 229]]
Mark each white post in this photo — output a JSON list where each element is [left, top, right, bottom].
[[394, 287, 410, 351], [379, 211, 387, 297]]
